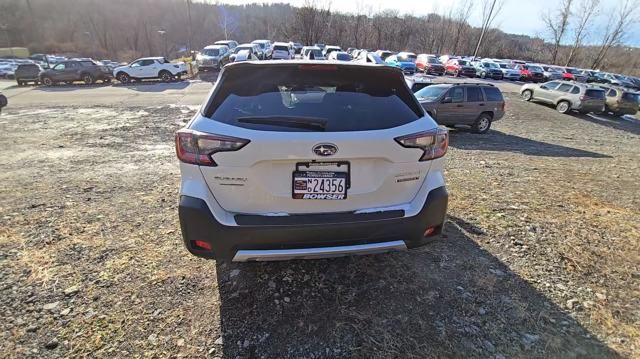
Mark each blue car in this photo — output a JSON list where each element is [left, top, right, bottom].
[[385, 54, 416, 74]]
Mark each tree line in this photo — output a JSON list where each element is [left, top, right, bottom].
[[0, 0, 638, 75]]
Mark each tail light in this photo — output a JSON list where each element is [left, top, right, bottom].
[[175, 129, 249, 166], [395, 128, 449, 161], [500, 102, 506, 111]]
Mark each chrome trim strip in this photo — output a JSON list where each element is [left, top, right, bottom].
[[232, 240, 407, 262]]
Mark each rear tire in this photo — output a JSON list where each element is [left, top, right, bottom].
[[472, 113, 492, 134], [42, 76, 54, 86], [521, 90, 533, 101], [556, 100, 571, 114], [117, 72, 130, 84]]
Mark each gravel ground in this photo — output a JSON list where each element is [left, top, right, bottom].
[[0, 89, 638, 358]]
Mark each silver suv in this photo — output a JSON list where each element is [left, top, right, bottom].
[[520, 81, 606, 114]]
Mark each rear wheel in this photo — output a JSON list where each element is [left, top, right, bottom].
[[117, 72, 131, 84], [556, 101, 571, 114], [521, 90, 533, 101], [42, 76, 54, 86], [472, 113, 492, 134]]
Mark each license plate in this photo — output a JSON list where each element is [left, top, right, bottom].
[[293, 171, 347, 200]]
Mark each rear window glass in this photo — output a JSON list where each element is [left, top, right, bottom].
[[274, 45, 289, 51], [466, 87, 484, 102], [204, 65, 423, 132], [585, 89, 605, 99], [483, 87, 503, 101], [571, 86, 580, 94], [622, 92, 637, 101], [336, 53, 352, 61]]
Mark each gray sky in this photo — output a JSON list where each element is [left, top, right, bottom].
[[216, 0, 640, 46]]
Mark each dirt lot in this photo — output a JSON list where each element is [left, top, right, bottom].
[[0, 81, 639, 358]]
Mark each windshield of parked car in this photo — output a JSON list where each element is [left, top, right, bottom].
[[621, 92, 637, 102], [203, 49, 220, 56], [483, 62, 499, 69], [368, 54, 384, 64], [254, 42, 266, 49], [458, 60, 468, 65], [414, 85, 448, 100], [565, 68, 579, 74], [235, 46, 252, 53], [204, 65, 423, 132], [307, 49, 323, 58], [427, 57, 440, 64], [527, 65, 543, 72], [335, 53, 352, 61]]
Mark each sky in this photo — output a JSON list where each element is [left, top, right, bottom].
[[214, 0, 640, 46]]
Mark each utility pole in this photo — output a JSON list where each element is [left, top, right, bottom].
[[186, 0, 193, 54], [472, 0, 497, 59]]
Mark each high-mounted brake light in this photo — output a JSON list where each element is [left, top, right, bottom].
[[175, 129, 249, 166], [395, 128, 449, 161]]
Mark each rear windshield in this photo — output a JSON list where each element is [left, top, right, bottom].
[[274, 45, 289, 51], [585, 89, 605, 99], [203, 49, 220, 56], [622, 92, 637, 102], [458, 60, 468, 65], [204, 65, 423, 132], [336, 53, 352, 61], [427, 57, 440, 64], [483, 87, 504, 101]]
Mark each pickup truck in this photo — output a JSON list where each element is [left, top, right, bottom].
[[113, 57, 187, 83]]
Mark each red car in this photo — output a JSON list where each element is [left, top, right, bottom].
[[444, 59, 476, 77], [416, 54, 445, 75], [514, 64, 544, 82]]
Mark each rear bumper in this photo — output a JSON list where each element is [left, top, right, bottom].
[[179, 186, 448, 261]]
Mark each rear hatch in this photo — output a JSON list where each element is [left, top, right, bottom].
[[620, 92, 639, 110], [189, 63, 441, 215], [272, 46, 290, 59], [582, 89, 606, 107]]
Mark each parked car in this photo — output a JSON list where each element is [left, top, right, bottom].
[[405, 76, 432, 92], [271, 42, 294, 60], [560, 67, 588, 82], [290, 42, 304, 54], [301, 46, 325, 60], [197, 45, 231, 70], [497, 63, 522, 80], [40, 59, 112, 85], [520, 80, 606, 114], [579, 69, 599, 83], [231, 49, 258, 62], [230, 44, 262, 62], [14, 63, 42, 85], [175, 61, 449, 261], [375, 50, 394, 60], [323, 45, 342, 58], [540, 65, 564, 81], [327, 51, 352, 61], [113, 57, 186, 84], [415, 83, 505, 133], [397, 52, 417, 63], [0, 92, 6, 113], [473, 61, 504, 80], [385, 55, 416, 74], [444, 58, 476, 77], [595, 85, 638, 116], [251, 40, 272, 59], [514, 64, 544, 82], [416, 54, 445, 75], [353, 51, 385, 65], [214, 40, 239, 50], [0, 62, 17, 79]]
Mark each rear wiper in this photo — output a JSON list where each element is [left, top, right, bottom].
[[236, 116, 327, 131]]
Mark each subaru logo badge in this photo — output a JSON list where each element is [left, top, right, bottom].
[[312, 143, 338, 157]]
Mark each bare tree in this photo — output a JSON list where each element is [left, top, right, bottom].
[[450, 0, 473, 54], [565, 0, 599, 66], [590, 0, 639, 69], [541, 0, 573, 64], [472, 0, 505, 58]]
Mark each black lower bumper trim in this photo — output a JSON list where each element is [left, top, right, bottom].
[[179, 186, 448, 260]]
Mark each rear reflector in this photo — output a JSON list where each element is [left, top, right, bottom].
[[193, 240, 212, 251], [175, 129, 249, 166], [424, 227, 436, 237], [395, 128, 449, 161]]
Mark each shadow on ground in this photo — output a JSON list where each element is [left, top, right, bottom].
[[214, 220, 619, 358], [31, 82, 113, 92], [575, 113, 640, 136], [449, 129, 612, 158], [111, 80, 190, 92]]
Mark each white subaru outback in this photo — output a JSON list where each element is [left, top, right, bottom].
[[176, 61, 449, 261]]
